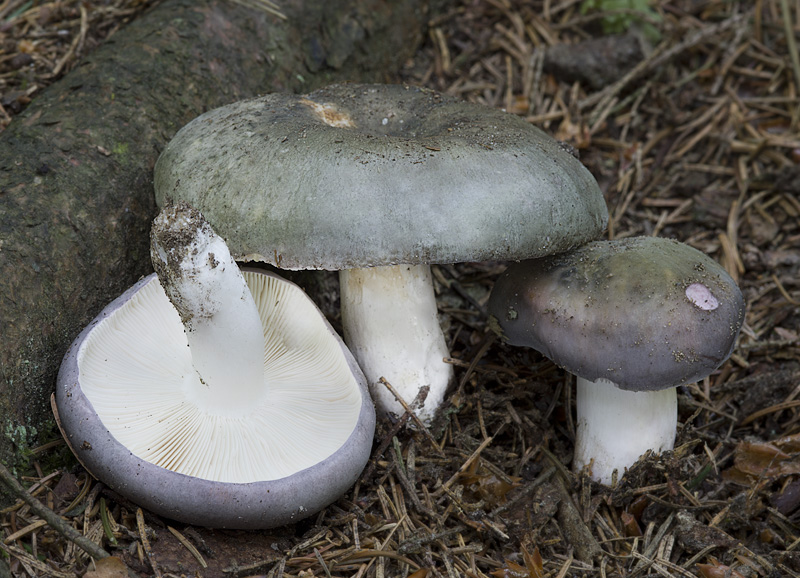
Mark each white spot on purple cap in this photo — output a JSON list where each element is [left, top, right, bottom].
[[686, 283, 719, 311]]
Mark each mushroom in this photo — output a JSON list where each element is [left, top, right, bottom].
[[487, 237, 745, 484], [153, 83, 608, 424], [54, 204, 375, 529]]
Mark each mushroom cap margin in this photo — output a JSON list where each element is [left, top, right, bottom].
[[55, 270, 375, 529]]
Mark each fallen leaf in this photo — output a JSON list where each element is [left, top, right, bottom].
[[490, 559, 529, 578], [459, 460, 522, 507], [522, 546, 544, 578], [490, 546, 545, 578], [84, 556, 128, 578], [722, 435, 800, 483], [697, 561, 746, 578]]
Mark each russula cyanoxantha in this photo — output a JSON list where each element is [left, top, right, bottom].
[[54, 205, 375, 528], [488, 236, 745, 484]]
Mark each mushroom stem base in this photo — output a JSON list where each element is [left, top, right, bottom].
[[340, 264, 453, 424], [573, 377, 677, 485]]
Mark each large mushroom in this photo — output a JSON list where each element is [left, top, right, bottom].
[[487, 237, 745, 484], [153, 83, 608, 424], [54, 205, 375, 529]]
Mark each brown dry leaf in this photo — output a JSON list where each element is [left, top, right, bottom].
[[723, 438, 800, 483], [489, 547, 544, 578], [697, 557, 746, 578], [459, 461, 522, 507], [777, 434, 800, 452], [408, 569, 430, 578], [16, 39, 36, 53], [84, 556, 129, 578], [522, 546, 544, 578], [724, 431, 800, 483], [506, 95, 530, 115], [554, 117, 591, 149], [490, 559, 529, 578]]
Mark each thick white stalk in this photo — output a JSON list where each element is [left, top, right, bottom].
[[150, 205, 266, 413], [340, 264, 453, 424], [573, 377, 677, 485]]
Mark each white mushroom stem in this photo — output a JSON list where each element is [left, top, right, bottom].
[[150, 206, 266, 413], [340, 264, 453, 424], [573, 377, 677, 485]]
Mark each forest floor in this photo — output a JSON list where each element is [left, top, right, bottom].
[[1, 0, 799, 577]]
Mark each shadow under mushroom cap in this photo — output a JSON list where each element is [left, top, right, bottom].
[[55, 270, 375, 529], [154, 83, 608, 270], [488, 237, 746, 391]]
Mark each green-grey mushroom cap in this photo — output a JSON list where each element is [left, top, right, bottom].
[[488, 237, 745, 390], [154, 83, 608, 269]]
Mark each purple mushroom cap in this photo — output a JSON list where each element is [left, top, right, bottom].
[[55, 269, 375, 529], [488, 237, 745, 391]]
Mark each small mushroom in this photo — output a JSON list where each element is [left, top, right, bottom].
[[54, 205, 375, 528], [487, 237, 745, 484], [153, 83, 608, 424]]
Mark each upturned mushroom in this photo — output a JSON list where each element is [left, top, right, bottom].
[[153, 83, 608, 424], [487, 237, 745, 484], [54, 204, 375, 529]]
